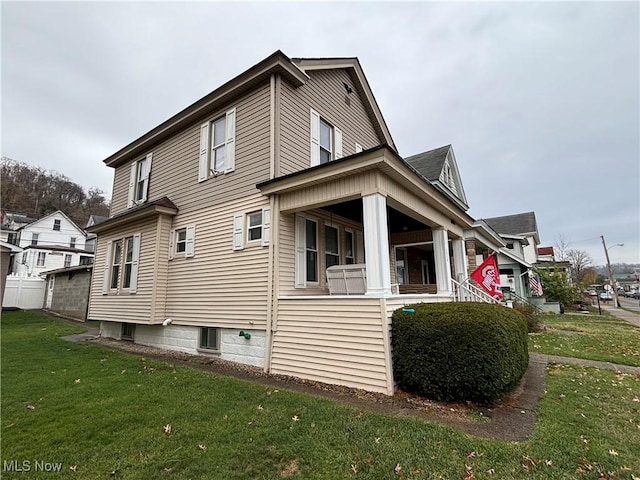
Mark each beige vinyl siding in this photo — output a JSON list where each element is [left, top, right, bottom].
[[278, 171, 378, 212], [109, 84, 271, 218], [272, 297, 391, 394], [164, 193, 270, 329], [151, 215, 172, 322], [279, 69, 381, 176], [88, 217, 161, 323], [279, 208, 363, 296]]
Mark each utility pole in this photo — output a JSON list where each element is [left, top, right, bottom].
[[601, 235, 621, 308]]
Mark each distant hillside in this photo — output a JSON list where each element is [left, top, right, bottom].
[[0, 157, 110, 229]]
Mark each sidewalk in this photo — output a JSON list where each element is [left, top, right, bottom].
[[600, 304, 640, 328]]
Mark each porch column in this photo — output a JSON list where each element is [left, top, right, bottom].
[[362, 193, 391, 296], [452, 238, 468, 282], [433, 228, 452, 294]]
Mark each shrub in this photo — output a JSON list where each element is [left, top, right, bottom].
[[391, 302, 529, 406], [513, 300, 543, 332]]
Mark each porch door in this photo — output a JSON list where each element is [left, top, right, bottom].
[[46, 277, 55, 308]]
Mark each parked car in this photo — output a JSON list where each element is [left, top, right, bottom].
[[599, 292, 613, 301]]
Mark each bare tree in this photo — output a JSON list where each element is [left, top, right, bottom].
[[566, 249, 593, 284], [553, 234, 572, 261]]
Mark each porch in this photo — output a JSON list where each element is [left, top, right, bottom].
[[258, 146, 482, 394]]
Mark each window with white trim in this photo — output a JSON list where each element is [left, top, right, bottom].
[[199, 327, 220, 351], [31, 233, 39, 246], [247, 211, 263, 242], [176, 229, 187, 253], [103, 234, 141, 294], [171, 225, 195, 258], [306, 219, 318, 283], [310, 109, 342, 167], [110, 240, 123, 289], [199, 108, 236, 181], [396, 248, 407, 285], [325, 225, 339, 269], [344, 230, 355, 264], [122, 236, 134, 289], [37, 252, 46, 267], [232, 208, 270, 250], [64, 254, 72, 268], [128, 154, 152, 208], [70, 237, 76, 248], [53, 219, 61, 231]]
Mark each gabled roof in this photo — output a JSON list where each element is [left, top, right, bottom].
[[404, 145, 468, 211], [86, 215, 108, 228], [482, 211, 540, 244], [19, 210, 86, 237], [103, 51, 395, 168], [292, 57, 395, 150]]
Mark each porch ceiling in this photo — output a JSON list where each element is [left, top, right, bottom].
[[321, 200, 428, 235]]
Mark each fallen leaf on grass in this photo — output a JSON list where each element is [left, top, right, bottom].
[[608, 449, 618, 456], [486, 469, 495, 475], [256, 405, 263, 411], [291, 415, 299, 422], [26, 404, 36, 410], [198, 444, 206, 451], [74, 379, 81, 384], [69, 465, 77, 472], [163, 424, 171, 434], [351, 464, 357, 474]]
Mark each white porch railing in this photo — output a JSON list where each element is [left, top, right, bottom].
[[451, 278, 501, 304]]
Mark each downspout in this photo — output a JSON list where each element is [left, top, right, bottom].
[[264, 73, 280, 372]]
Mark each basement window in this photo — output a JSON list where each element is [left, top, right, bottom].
[[199, 327, 220, 352], [121, 323, 135, 341]]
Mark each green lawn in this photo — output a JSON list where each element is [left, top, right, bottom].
[[2, 310, 639, 479], [529, 313, 640, 366]]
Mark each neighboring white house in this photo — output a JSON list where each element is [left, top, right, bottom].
[[12, 210, 93, 277]]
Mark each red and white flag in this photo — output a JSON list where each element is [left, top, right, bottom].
[[470, 254, 503, 299]]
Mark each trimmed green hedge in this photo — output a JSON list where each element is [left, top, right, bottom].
[[391, 302, 529, 406]]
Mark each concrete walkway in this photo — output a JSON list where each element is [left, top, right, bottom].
[[600, 304, 640, 328]]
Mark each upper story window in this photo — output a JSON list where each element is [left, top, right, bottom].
[[37, 252, 46, 267], [127, 153, 152, 208], [310, 109, 342, 167], [53, 219, 61, 231], [31, 233, 39, 246], [247, 211, 263, 242], [70, 237, 76, 248], [199, 108, 236, 182], [320, 119, 332, 164]]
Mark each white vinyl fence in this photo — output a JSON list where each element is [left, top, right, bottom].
[[2, 275, 46, 309]]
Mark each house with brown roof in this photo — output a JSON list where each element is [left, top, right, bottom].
[[88, 51, 495, 395]]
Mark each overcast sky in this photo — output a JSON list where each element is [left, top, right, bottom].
[[2, 1, 638, 266]]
